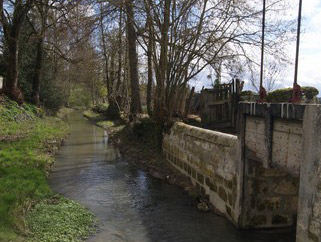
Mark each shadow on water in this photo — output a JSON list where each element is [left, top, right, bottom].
[[49, 112, 296, 242]]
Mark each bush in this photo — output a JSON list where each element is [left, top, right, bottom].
[[40, 79, 68, 113], [266, 88, 292, 103], [132, 118, 163, 150], [240, 90, 258, 101], [302, 86, 319, 100], [92, 103, 108, 113], [266, 86, 319, 103]]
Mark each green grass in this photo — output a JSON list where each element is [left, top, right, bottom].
[[0, 96, 95, 241], [26, 195, 95, 242], [56, 107, 74, 119]]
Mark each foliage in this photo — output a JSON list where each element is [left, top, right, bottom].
[[302, 86, 319, 100], [56, 107, 74, 120], [26, 195, 95, 242], [68, 85, 92, 109], [40, 77, 69, 112], [96, 120, 115, 128], [92, 103, 109, 113], [266, 88, 292, 103], [266, 86, 319, 103], [132, 118, 163, 151], [240, 90, 258, 102]]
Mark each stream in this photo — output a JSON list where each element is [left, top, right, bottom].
[[49, 113, 295, 242]]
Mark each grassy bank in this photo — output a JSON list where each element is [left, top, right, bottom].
[[0, 96, 95, 241]]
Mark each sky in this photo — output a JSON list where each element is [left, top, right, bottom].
[[296, 0, 321, 89], [191, 0, 321, 93]]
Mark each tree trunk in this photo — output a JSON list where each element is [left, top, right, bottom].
[[126, 0, 142, 116], [116, 8, 123, 93], [5, 37, 23, 104], [32, 37, 44, 106], [184, 86, 195, 119], [153, 0, 170, 122], [146, 20, 153, 118]]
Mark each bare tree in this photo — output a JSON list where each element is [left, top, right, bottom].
[[138, 0, 294, 124]]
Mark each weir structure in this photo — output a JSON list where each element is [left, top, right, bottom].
[[163, 102, 321, 242]]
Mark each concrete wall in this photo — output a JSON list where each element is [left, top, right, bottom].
[[245, 116, 302, 176], [297, 105, 321, 242], [163, 122, 242, 225], [241, 103, 304, 176], [272, 119, 302, 176], [240, 104, 301, 228]]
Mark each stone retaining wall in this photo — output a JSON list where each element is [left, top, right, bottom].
[[163, 122, 241, 225], [297, 105, 321, 242]]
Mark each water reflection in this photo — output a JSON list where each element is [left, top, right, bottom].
[[49, 113, 295, 242]]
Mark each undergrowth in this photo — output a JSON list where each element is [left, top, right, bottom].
[[26, 195, 95, 242]]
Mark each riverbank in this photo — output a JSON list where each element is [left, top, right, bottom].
[[83, 110, 211, 212], [0, 96, 95, 241]]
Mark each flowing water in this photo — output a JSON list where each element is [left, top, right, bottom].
[[49, 113, 295, 242]]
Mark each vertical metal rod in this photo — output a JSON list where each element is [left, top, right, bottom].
[[294, 0, 303, 85], [260, 0, 266, 90]]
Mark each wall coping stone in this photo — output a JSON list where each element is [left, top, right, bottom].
[[171, 122, 238, 147]]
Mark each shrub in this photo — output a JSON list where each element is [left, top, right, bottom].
[[266, 86, 319, 103], [266, 88, 292, 103], [92, 103, 108, 113], [240, 90, 258, 101], [132, 118, 163, 150], [302, 86, 319, 100]]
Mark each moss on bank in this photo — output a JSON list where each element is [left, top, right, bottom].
[[0, 96, 95, 241]]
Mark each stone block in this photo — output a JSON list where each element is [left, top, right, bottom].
[[257, 180, 269, 194], [309, 219, 321, 242], [313, 201, 321, 219], [272, 215, 289, 225], [228, 192, 233, 206], [187, 165, 192, 175], [197, 173, 204, 184], [209, 181, 218, 193], [191, 169, 196, 179], [226, 205, 232, 217], [257, 197, 281, 211], [257, 167, 287, 177], [215, 174, 224, 184], [183, 162, 188, 172], [205, 177, 210, 187], [250, 215, 267, 226], [225, 179, 233, 190], [273, 180, 298, 195], [285, 197, 298, 212], [218, 186, 227, 202]]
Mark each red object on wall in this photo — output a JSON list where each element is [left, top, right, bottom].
[[291, 83, 302, 103], [259, 86, 267, 103]]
